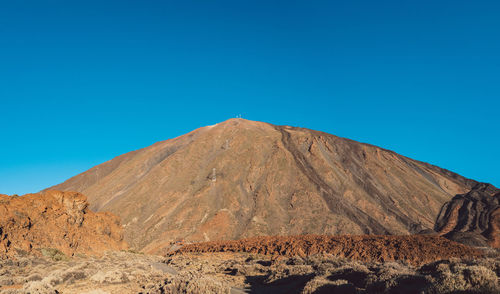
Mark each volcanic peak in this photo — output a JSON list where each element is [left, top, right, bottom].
[[50, 119, 480, 253]]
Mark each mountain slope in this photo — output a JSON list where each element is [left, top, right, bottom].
[[435, 183, 500, 248], [50, 119, 479, 252]]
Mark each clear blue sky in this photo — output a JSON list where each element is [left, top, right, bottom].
[[1, 1, 499, 195]]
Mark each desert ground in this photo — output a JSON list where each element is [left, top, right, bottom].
[[1, 235, 498, 294]]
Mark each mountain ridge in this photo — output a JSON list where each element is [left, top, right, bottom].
[[49, 118, 484, 253], [50, 119, 477, 198]]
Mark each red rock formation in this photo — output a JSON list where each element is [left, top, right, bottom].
[[0, 190, 127, 258], [435, 183, 500, 248], [171, 234, 484, 266], [485, 207, 500, 248]]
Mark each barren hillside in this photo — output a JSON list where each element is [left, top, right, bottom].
[[51, 118, 479, 252]]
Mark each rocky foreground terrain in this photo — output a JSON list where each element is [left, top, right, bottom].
[[1, 188, 497, 293], [1, 196, 497, 293], [0, 249, 498, 294]]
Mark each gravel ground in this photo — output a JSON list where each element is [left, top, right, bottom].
[[0, 250, 498, 293]]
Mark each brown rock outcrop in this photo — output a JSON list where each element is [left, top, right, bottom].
[[0, 190, 127, 258], [435, 183, 500, 248], [171, 234, 484, 266], [49, 119, 481, 252]]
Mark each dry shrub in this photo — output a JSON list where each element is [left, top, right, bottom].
[[365, 261, 418, 291], [61, 270, 87, 284], [463, 266, 498, 290], [0, 276, 14, 286], [326, 262, 371, 289], [27, 273, 43, 282], [265, 264, 314, 284], [90, 270, 129, 284], [474, 257, 500, 276], [145, 272, 231, 294], [22, 280, 58, 294], [303, 276, 357, 294], [40, 248, 67, 262], [420, 260, 499, 293]]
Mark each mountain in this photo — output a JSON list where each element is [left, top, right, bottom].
[[435, 183, 500, 248], [0, 190, 127, 258], [50, 118, 480, 253]]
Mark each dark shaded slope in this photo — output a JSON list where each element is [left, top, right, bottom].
[[435, 183, 500, 247]]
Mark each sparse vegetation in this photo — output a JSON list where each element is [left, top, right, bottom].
[[40, 248, 68, 261], [124, 249, 144, 254], [0, 250, 498, 293]]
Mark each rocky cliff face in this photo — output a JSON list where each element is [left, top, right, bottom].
[[435, 183, 500, 248], [50, 119, 480, 253], [0, 190, 127, 258]]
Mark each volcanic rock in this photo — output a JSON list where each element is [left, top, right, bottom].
[[49, 119, 481, 253], [171, 234, 484, 266], [0, 190, 127, 258], [435, 183, 500, 248]]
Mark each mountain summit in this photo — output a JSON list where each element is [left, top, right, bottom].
[[50, 119, 479, 253]]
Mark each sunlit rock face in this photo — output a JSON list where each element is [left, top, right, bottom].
[[0, 190, 127, 258], [50, 118, 479, 253]]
